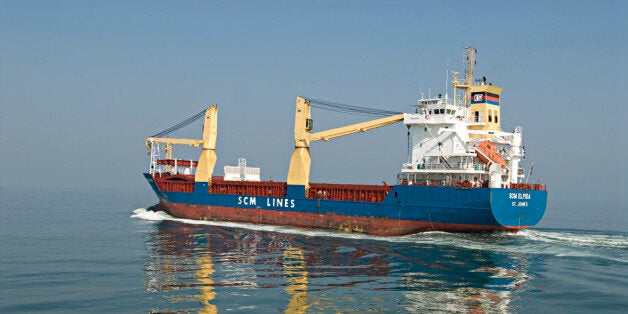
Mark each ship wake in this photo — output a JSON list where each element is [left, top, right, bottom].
[[131, 208, 626, 264]]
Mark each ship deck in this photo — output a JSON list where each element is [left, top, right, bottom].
[[150, 173, 392, 203]]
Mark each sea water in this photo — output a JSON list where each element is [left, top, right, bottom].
[[0, 186, 626, 313]]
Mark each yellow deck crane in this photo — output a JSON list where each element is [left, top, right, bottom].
[[146, 105, 218, 184], [287, 97, 404, 190]]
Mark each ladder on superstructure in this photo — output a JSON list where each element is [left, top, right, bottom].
[[149, 143, 161, 174]]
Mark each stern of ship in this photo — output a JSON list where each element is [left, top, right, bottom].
[[489, 188, 547, 230]]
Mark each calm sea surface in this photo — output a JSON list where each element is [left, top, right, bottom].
[[1, 186, 626, 313]]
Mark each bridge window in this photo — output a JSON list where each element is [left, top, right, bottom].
[[474, 111, 482, 122]]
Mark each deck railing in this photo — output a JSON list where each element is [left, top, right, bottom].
[[151, 174, 392, 202]]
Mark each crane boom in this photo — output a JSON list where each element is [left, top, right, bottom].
[[145, 137, 204, 148], [146, 105, 218, 183], [287, 97, 403, 189], [310, 114, 404, 142]]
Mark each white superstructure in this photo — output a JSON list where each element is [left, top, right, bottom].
[[398, 47, 526, 189]]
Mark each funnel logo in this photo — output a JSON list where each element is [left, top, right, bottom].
[[471, 92, 500, 105], [471, 92, 485, 104]]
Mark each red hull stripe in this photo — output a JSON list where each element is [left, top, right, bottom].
[[157, 202, 527, 236]]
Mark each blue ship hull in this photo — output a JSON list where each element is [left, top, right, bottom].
[[145, 174, 547, 235]]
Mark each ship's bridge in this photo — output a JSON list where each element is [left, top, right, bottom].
[[405, 94, 469, 125]]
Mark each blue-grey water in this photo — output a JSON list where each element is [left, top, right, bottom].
[[1, 186, 626, 313]]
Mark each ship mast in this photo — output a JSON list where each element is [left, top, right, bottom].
[[451, 46, 476, 107]]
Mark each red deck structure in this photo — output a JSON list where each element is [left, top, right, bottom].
[[151, 174, 391, 202]]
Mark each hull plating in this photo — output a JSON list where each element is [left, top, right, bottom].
[[145, 174, 547, 236], [155, 202, 522, 236]]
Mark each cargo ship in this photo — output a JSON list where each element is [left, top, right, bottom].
[[143, 47, 547, 236]]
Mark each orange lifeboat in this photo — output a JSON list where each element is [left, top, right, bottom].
[[475, 140, 506, 167]]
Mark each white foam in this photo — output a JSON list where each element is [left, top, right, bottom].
[[131, 207, 388, 241], [518, 229, 628, 249], [130, 209, 505, 250], [131, 208, 171, 221], [131, 208, 626, 263]]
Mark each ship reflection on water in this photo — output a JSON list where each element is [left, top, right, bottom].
[[143, 221, 531, 313]]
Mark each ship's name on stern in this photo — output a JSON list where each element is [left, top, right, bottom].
[[509, 193, 531, 200], [508, 193, 531, 207]]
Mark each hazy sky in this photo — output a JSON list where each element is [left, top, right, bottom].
[[1, 1, 626, 220]]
